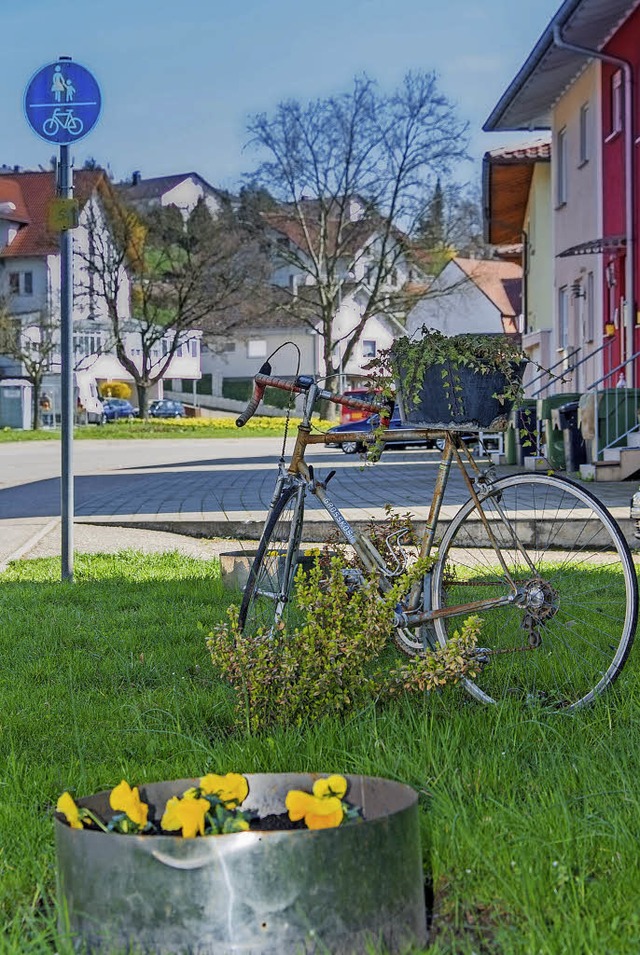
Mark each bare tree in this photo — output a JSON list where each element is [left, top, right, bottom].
[[245, 72, 469, 384], [0, 305, 59, 429], [80, 188, 271, 417]]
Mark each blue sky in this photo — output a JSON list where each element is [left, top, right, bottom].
[[4, 0, 559, 191]]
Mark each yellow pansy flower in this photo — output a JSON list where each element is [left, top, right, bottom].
[[56, 791, 84, 829], [312, 775, 348, 800], [199, 773, 249, 807], [161, 795, 209, 838], [285, 790, 344, 830], [109, 780, 149, 829]]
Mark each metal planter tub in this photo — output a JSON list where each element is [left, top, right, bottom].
[[56, 773, 427, 954], [395, 360, 524, 431]]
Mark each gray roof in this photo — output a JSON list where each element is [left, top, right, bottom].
[[484, 0, 640, 131], [119, 172, 222, 202]]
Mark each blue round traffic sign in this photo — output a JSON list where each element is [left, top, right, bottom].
[[24, 60, 102, 145]]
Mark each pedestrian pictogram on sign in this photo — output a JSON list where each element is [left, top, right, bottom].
[[24, 60, 102, 146]]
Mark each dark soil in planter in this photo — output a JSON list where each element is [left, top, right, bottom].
[[249, 812, 307, 832]]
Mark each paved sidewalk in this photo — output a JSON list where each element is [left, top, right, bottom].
[[1, 437, 638, 569]]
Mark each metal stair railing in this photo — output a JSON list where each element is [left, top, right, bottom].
[[586, 349, 640, 462]]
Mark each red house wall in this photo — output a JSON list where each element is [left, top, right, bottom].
[[604, 7, 640, 373]]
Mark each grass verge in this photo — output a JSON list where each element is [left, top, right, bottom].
[[1, 552, 640, 953], [0, 415, 334, 442]]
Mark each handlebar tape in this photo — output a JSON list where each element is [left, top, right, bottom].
[[236, 361, 272, 427]]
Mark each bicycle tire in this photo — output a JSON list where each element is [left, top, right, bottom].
[[239, 485, 305, 636], [432, 472, 637, 709]]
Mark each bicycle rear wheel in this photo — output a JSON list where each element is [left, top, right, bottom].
[[432, 473, 637, 709], [239, 485, 305, 636]]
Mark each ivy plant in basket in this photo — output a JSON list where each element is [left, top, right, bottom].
[[370, 327, 527, 432]]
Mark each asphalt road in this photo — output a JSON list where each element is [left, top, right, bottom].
[[0, 436, 637, 566]]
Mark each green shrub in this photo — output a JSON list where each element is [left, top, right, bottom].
[[99, 380, 132, 399], [207, 554, 482, 733], [222, 378, 293, 410]]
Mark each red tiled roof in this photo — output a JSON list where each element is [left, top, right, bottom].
[[0, 170, 104, 258], [486, 138, 551, 162], [0, 179, 31, 224]]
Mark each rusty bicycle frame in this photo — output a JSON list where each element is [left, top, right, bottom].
[[237, 368, 527, 632]]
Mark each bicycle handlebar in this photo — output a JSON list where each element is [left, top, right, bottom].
[[235, 365, 389, 427]]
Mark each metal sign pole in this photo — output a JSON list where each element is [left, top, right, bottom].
[[59, 138, 74, 581], [24, 55, 102, 582]]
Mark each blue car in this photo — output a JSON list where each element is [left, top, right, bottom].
[[102, 398, 137, 422], [148, 399, 186, 418], [326, 407, 443, 454]]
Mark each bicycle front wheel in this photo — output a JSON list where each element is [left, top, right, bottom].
[[239, 485, 305, 636], [432, 473, 637, 709]]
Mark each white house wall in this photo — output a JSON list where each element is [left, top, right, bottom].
[[201, 328, 317, 393], [406, 262, 506, 337], [552, 61, 604, 393], [0, 255, 50, 315], [162, 178, 220, 217]]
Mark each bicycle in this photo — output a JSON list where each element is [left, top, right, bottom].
[[235, 361, 638, 710], [42, 108, 83, 137]]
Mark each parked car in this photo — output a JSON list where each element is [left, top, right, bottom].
[[148, 399, 186, 418], [327, 408, 503, 455], [102, 398, 137, 422], [326, 407, 445, 454], [340, 388, 382, 425]]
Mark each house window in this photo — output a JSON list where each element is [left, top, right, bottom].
[[362, 340, 377, 358], [558, 286, 569, 349], [190, 338, 199, 357], [73, 331, 103, 357], [8, 271, 34, 295], [579, 103, 590, 165], [247, 338, 267, 359], [556, 127, 568, 206], [222, 341, 235, 352], [586, 271, 595, 342], [611, 70, 623, 135]]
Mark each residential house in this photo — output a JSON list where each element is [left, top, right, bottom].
[[405, 256, 522, 339], [483, 0, 639, 388], [118, 171, 224, 218], [192, 196, 420, 405], [483, 140, 554, 392], [483, 0, 640, 477], [0, 168, 201, 426]]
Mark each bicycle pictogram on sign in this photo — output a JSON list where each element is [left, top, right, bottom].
[[24, 61, 101, 146]]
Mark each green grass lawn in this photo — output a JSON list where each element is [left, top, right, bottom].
[[1, 552, 640, 953]]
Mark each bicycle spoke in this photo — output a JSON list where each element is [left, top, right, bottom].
[[433, 473, 637, 709]]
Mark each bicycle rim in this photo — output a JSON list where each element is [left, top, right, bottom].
[[239, 485, 304, 636], [432, 473, 638, 709]]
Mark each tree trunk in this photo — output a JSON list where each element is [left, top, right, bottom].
[[136, 382, 150, 419], [31, 382, 41, 431]]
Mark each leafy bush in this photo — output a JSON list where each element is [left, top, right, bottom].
[[99, 380, 132, 399], [222, 378, 293, 410], [207, 554, 481, 733]]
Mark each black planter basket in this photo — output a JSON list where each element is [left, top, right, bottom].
[[395, 360, 525, 432]]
